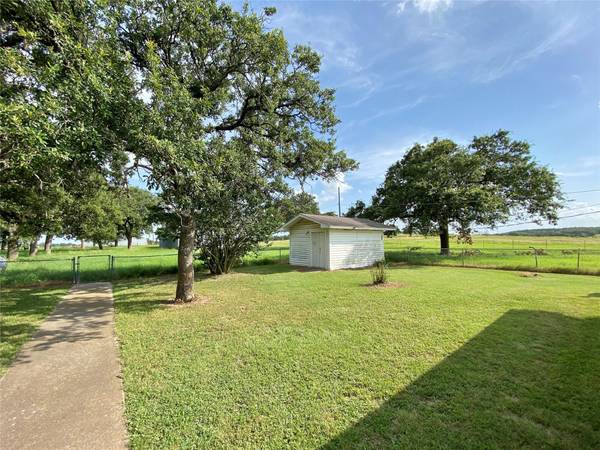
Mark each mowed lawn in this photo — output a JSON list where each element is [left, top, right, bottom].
[[0, 286, 68, 375], [113, 265, 600, 449]]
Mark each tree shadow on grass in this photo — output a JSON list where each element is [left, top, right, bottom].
[[0, 287, 66, 370], [234, 263, 427, 276], [2, 285, 114, 369], [322, 310, 600, 449], [233, 263, 322, 275]]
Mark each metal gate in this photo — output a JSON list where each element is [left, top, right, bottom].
[[74, 255, 113, 283]]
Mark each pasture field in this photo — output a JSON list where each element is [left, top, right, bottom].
[[384, 234, 600, 275], [387, 233, 600, 250], [1, 233, 599, 287], [112, 265, 600, 448]]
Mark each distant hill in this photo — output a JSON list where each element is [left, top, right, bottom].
[[501, 227, 600, 237]]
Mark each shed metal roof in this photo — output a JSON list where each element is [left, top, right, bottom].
[[281, 214, 396, 231]]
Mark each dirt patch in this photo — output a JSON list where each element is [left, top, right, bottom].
[[163, 294, 211, 307], [519, 272, 541, 278], [364, 281, 407, 289]]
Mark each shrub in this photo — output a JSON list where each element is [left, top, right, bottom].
[[370, 260, 388, 285]]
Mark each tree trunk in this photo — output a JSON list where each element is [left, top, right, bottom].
[[439, 222, 450, 255], [98, 241, 103, 250], [80, 240, 84, 249], [126, 233, 133, 250], [44, 234, 53, 254], [29, 234, 41, 256], [6, 225, 19, 261], [175, 215, 195, 302], [114, 238, 119, 247], [1, 233, 6, 251]]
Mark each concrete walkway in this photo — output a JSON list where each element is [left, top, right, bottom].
[[0, 283, 127, 450]]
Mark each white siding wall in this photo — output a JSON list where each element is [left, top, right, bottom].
[[289, 219, 322, 267], [328, 229, 384, 270]]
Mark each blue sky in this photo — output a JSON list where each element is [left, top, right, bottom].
[[255, 0, 600, 230]]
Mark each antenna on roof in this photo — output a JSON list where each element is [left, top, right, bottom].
[[338, 186, 341, 217]]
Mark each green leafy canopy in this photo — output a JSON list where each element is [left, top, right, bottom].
[[367, 131, 563, 248]]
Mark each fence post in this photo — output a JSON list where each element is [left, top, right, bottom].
[[461, 249, 465, 267], [529, 247, 538, 269], [72, 257, 76, 284], [576, 249, 580, 273], [279, 248, 282, 264], [75, 256, 80, 284]]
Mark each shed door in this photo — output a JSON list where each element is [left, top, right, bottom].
[[311, 232, 326, 268]]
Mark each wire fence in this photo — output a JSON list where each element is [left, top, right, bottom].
[[383, 246, 600, 275], [1, 245, 598, 287], [0, 249, 289, 286]]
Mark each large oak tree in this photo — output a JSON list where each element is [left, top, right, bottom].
[[368, 131, 563, 254], [117, 1, 356, 301], [1, 0, 138, 258]]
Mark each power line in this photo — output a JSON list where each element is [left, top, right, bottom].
[[490, 210, 600, 229], [377, 195, 596, 209], [561, 202, 600, 211], [563, 189, 600, 194]]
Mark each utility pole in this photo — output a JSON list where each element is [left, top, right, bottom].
[[338, 186, 341, 216]]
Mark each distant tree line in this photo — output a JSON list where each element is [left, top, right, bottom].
[[501, 227, 600, 238]]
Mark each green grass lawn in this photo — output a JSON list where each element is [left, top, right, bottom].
[[113, 265, 600, 449], [0, 285, 68, 375]]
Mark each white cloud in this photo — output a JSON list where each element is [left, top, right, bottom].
[[346, 130, 467, 182], [556, 171, 595, 178], [397, 0, 454, 15], [556, 155, 600, 179], [388, 3, 590, 85], [344, 95, 428, 128], [316, 172, 352, 204], [488, 203, 600, 231], [473, 18, 579, 83], [269, 7, 362, 72]]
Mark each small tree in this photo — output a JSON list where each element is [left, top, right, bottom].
[[370, 260, 388, 285], [63, 178, 124, 250], [277, 192, 320, 223], [373, 131, 563, 254], [345, 200, 368, 218], [118, 187, 157, 249], [193, 142, 283, 274]]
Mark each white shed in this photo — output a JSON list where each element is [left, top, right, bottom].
[[281, 214, 396, 270]]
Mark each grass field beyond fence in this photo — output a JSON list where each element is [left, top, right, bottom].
[[1, 234, 599, 286]]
